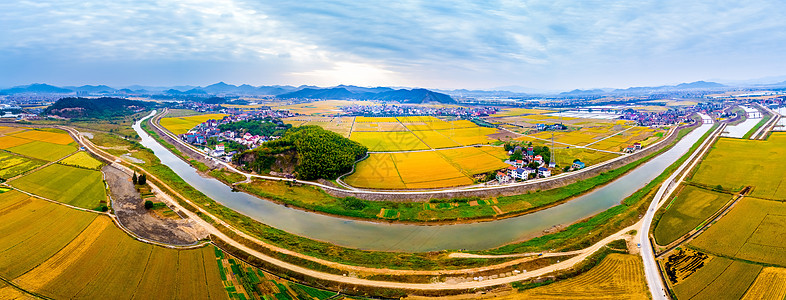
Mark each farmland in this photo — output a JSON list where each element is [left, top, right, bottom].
[[345, 146, 509, 189], [0, 188, 229, 299], [689, 134, 786, 199], [273, 99, 376, 115], [0, 151, 45, 180], [0, 128, 77, 162], [159, 113, 228, 135], [350, 131, 429, 151], [515, 253, 648, 299], [672, 258, 761, 300], [742, 267, 786, 300], [690, 197, 786, 266], [10, 164, 106, 209], [58, 151, 104, 170], [653, 185, 731, 245]]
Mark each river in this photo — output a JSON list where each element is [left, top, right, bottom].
[[134, 112, 712, 252]]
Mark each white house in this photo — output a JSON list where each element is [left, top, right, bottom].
[[538, 167, 551, 177]]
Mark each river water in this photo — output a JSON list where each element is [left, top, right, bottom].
[[134, 112, 712, 252]]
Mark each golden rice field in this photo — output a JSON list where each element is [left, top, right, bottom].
[[10, 129, 74, 145], [0, 126, 26, 135], [0, 151, 45, 180], [58, 151, 103, 170], [345, 146, 508, 189], [690, 133, 786, 199], [159, 113, 228, 135], [0, 189, 228, 299], [0, 128, 77, 162], [282, 116, 354, 137], [673, 258, 761, 300], [690, 197, 786, 266], [350, 131, 430, 151], [5, 141, 77, 161], [514, 254, 648, 300], [273, 100, 376, 115], [742, 267, 786, 300]]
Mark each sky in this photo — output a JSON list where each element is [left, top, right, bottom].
[[2, 0, 786, 91]]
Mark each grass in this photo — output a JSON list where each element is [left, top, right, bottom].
[[653, 185, 731, 245], [515, 253, 648, 299], [690, 133, 786, 199], [5, 141, 76, 161], [10, 164, 106, 209], [58, 151, 104, 170], [159, 113, 228, 135]]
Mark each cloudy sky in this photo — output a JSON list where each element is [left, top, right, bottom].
[[1, 0, 785, 91]]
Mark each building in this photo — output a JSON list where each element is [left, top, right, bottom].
[[548, 161, 556, 168], [215, 143, 225, 151], [573, 161, 586, 169], [538, 167, 551, 177], [496, 172, 510, 183], [633, 142, 642, 150]]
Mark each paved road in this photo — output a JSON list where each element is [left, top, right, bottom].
[[639, 114, 719, 300]]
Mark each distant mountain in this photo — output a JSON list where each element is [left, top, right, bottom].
[[1, 83, 73, 94], [335, 85, 394, 94], [559, 89, 605, 96], [277, 87, 456, 104], [45, 97, 155, 119], [673, 81, 725, 89], [71, 85, 117, 93]]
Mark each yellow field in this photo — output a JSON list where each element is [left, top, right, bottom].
[[355, 116, 398, 123], [274, 100, 376, 115], [515, 253, 648, 299], [0, 126, 27, 135], [11, 130, 73, 145], [411, 130, 461, 148], [0, 136, 32, 149], [396, 116, 441, 123], [58, 151, 103, 170], [436, 127, 499, 145], [345, 147, 507, 189], [349, 131, 429, 151], [282, 116, 354, 137], [160, 113, 228, 135], [742, 267, 786, 300], [343, 154, 406, 189]]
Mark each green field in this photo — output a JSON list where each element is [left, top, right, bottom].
[[690, 134, 786, 199], [5, 140, 76, 161], [653, 185, 730, 245], [10, 164, 106, 209], [58, 151, 103, 170], [0, 151, 46, 180]]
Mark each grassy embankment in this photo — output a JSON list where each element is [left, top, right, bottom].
[[741, 113, 772, 139]]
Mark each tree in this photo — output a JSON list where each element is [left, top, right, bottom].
[[527, 162, 540, 169], [510, 149, 523, 161], [138, 174, 146, 185], [144, 200, 154, 209], [132, 172, 138, 185]]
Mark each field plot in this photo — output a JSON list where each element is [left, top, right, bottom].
[[515, 253, 648, 299], [160, 113, 228, 135], [343, 153, 406, 189], [675, 259, 761, 300], [551, 147, 621, 167], [653, 185, 730, 245], [58, 151, 103, 170], [350, 131, 429, 151], [0, 191, 97, 279], [690, 134, 786, 199], [690, 197, 786, 266], [0, 152, 45, 180], [355, 116, 398, 123], [346, 147, 508, 189], [10, 129, 74, 145], [14, 216, 228, 300], [495, 108, 556, 117], [0, 126, 27, 135], [10, 164, 106, 209], [281, 116, 354, 137], [392, 151, 473, 189], [0, 136, 32, 149], [274, 100, 375, 115], [742, 267, 786, 300], [5, 141, 76, 161], [411, 130, 461, 148], [437, 127, 499, 145]]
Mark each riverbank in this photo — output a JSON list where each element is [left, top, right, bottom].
[[147, 109, 697, 225]]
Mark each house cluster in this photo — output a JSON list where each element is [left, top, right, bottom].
[[536, 123, 567, 131], [179, 108, 295, 160], [623, 142, 643, 153], [619, 108, 695, 126], [495, 146, 555, 184], [340, 104, 499, 118], [173, 101, 222, 112]]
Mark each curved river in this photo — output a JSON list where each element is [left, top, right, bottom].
[[134, 112, 712, 252]]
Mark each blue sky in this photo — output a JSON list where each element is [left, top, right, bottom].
[[2, 0, 785, 90]]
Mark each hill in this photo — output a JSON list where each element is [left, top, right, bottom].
[[277, 87, 456, 104], [234, 126, 367, 180], [1, 83, 73, 94], [45, 97, 154, 119]]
